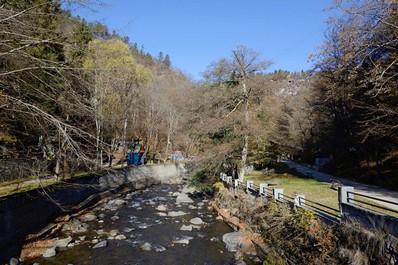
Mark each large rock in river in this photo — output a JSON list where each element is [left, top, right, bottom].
[[222, 231, 254, 252], [175, 193, 194, 204]]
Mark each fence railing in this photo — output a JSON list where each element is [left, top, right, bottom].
[[220, 173, 341, 223], [346, 190, 398, 216], [221, 172, 398, 222]]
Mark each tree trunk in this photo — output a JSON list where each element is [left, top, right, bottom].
[[165, 132, 171, 161], [239, 81, 250, 181], [122, 107, 128, 168], [108, 138, 116, 167], [165, 111, 174, 160], [95, 117, 101, 170]]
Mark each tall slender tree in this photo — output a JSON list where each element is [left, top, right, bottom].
[[203, 45, 271, 180]]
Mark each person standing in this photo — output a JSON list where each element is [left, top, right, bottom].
[[139, 144, 145, 165], [127, 140, 134, 166], [132, 140, 141, 166]]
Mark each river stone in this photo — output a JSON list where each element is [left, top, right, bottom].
[[114, 199, 127, 206], [111, 215, 119, 221], [109, 229, 119, 236], [168, 211, 187, 217], [98, 213, 106, 219], [157, 212, 167, 217], [180, 225, 193, 231], [62, 223, 71, 231], [235, 259, 246, 265], [115, 234, 127, 240], [138, 223, 148, 229], [188, 205, 197, 210], [56, 236, 73, 248], [123, 227, 133, 233], [156, 205, 168, 211], [71, 221, 89, 233], [140, 242, 153, 251], [9, 258, 19, 265], [81, 213, 97, 222], [42, 247, 57, 258], [130, 202, 141, 208], [190, 217, 204, 225], [125, 194, 133, 200], [93, 240, 107, 249], [253, 257, 261, 263], [222, 232, 248, 252], [172, 192, 180, 197], [153, 244, 166, 252], [173, 239, 190, 244], [135, 183, 146, 190], [197, 202, 205, 207], [176, 193, 194, 204]]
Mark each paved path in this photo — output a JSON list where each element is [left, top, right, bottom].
[[283, 160, 398, 212]]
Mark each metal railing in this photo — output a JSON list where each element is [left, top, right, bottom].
[[278, 193, 294, 203], [298, 197, 341, 222], [221, 176, 341, 223], [347, 191, 398, 216], [220, 172, 398, 236]]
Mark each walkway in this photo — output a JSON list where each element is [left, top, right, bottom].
[[283, 160, 398, 212]]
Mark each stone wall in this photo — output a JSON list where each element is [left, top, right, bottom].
[[0, 163, 186, 263]]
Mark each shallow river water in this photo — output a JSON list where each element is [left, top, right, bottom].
[[26, 184, 258, 265]]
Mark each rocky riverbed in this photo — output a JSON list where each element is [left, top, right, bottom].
[[16, 184, 262, 265]]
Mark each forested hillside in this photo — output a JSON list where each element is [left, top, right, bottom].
[[0, 0, 194, 180], [0, 0, 397, 190]]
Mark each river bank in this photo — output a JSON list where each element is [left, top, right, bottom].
[[0, 164, 186, 263], [16, 183, 264, 265]]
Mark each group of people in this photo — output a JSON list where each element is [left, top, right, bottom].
[[127, 139, 145, 166]]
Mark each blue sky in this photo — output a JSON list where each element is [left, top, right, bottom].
[[72, 0, 334, 80]]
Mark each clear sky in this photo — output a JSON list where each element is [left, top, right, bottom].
[[72, 0, 334, 80]]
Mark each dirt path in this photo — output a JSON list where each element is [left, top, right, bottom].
[[0, 177, 57, 197], [283, 160, 398, 212]]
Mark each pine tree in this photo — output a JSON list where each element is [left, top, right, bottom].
[[164, 54, 171, 69]]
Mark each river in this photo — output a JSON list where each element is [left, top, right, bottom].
[[25, 184, 259, 265]]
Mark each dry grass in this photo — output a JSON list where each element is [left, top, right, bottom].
[[0, 178, 58, 197], [215, 184, 396, 265], [244, 164, 398, 218], [244, 167, 339, 211], [214, 187, 338, 264]]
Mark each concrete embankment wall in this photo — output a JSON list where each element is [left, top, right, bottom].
[[341, 203, 398, 237], [0, 164, 186, 263]]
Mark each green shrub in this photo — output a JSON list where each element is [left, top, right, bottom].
[[189, 169, 213, 195], [213, 181, 224, 190]]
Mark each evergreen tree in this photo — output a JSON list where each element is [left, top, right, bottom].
[[68, 18, 93, 64], [158, 51, 164, 62], [164, 54, 171, 69]]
